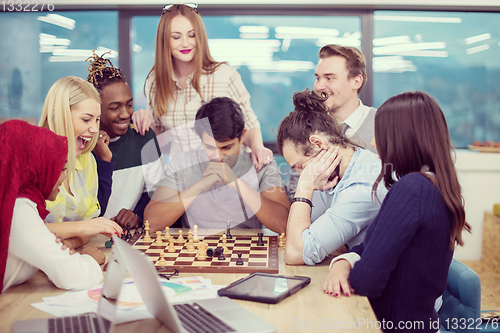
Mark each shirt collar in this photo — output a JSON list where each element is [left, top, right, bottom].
[[75, 154, 83, 172], [342, 99, 364, 129]]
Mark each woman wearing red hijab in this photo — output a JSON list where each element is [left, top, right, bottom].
[[0, 120, 104, 293]]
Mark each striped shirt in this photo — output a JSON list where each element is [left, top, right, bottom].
[[146, 64, 260, 156], [45, 153, 100, 223]]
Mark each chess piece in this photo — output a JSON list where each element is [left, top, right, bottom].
[[187, 235, 195, 252], [222, 233, 230, 254], [193, 225, 199, 242], [155, 231, 163, 245], [218, 250, 225, 261], [167, 237, 175, 253], [257, 232, 264, 246], [279, 233, 285, 248], [188, 229, 192, 239], [164, 227, 170, 240], [143, 220, 151, 241], [197, 241, 207, 260], [105, 237, 113, 248], [236, 252, 244, 266], [177, 230, 184, 243], [226, 221, 232, 239], [158, 251, 167, 266], [125, 222, 132, 240]]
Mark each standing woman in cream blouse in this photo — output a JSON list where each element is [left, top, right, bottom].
[[132, 4, 273, 171], [39, 76, 122, 252]]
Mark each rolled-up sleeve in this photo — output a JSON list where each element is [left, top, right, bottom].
[[302, 181, 381, 265]]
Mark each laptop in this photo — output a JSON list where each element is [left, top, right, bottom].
[[11, 257, 125, 333], [110, 235, 276, 333]]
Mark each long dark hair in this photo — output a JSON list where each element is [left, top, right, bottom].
[[373, 91, 470, 247]]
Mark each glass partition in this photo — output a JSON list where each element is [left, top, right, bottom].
[[373, 11, 500, 147], [0, 11, 118, 121], [132, 14, 361, 143]]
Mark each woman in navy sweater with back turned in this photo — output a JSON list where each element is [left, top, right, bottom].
[[323, 91, 471, 332]]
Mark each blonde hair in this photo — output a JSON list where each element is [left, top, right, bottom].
[[147, 5, 222, 117], [39, 76, 101, 181]]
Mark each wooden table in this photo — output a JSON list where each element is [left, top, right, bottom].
[[0, 230, 381, 332]]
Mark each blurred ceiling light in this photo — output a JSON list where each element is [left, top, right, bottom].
[[133, 44, 143, 53], [373, 56, 417, 73], [374, 42, 446, 54], [466, 44, 490, 55], [316, 37, 360, 48], [50, 47, 118, 62], [39, 38, 70, 46], [383, 50, 448, 57], [239, 26, 269, 34], [275, 26, 339, 39], [374, 16, 461, 23], [49, 56, 88, 62], [465, 33, 491, 45], [236, 60, 314, 72], [373, 35, 410, 46], [240, 33, 269, 39], [39, 46, 68, 53], [37, 14, 75, 30], [281, 38, 291, 52]]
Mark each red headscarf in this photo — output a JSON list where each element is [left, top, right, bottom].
[[0, 120, 68, 293]]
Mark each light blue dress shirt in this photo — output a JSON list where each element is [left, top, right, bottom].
[[302, 148, 387, 265]]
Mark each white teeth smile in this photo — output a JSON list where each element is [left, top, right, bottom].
[[79, 136, 92, 141]]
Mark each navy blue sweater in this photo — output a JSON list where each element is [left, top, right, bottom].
[[350, 173, 453, 332]]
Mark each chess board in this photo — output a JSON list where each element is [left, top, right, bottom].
[[127, 233, 279, 274]]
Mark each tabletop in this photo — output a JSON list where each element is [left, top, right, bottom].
[[0, 229, 381, 333]]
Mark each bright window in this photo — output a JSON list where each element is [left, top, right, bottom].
[[0, 11, 118, 121], [373, 11, 500, 147]]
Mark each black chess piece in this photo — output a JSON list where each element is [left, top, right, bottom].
[[213, 247, 222, 257], [257, 232, 264, 246], [236, 252, 243, 265], [226, 228, 232, 239], [206, 248, 214, 257], [218, 250, 225, 261], [125, 222, 132, 240]]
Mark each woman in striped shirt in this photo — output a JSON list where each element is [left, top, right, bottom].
[[132, 4, 273, 171]]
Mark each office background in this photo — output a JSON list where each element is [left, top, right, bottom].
[[1, 0, 499, 260]]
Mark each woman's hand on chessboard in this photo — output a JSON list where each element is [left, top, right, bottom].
[[80, 245, 106, 265], [323, 259, 354, 298], [111, 208, 141, 229], [78, 217, 123, 238]]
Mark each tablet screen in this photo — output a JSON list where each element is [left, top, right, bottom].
[[223, 274, 306, 298]]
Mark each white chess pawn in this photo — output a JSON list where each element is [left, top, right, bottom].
[[177, 230, 184, 243], [158, 251, 167, 266], [197, 241, 206, 260], [155, 231, 163, 245], [187, 236, 195, 252], [193, 225, 199, 242], [168, 237, 175, 253], [222, 233, 230, 254], [164, 227, 170, 240]]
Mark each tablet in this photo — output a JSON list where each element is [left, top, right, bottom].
[[217, 272, 311, 304]]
